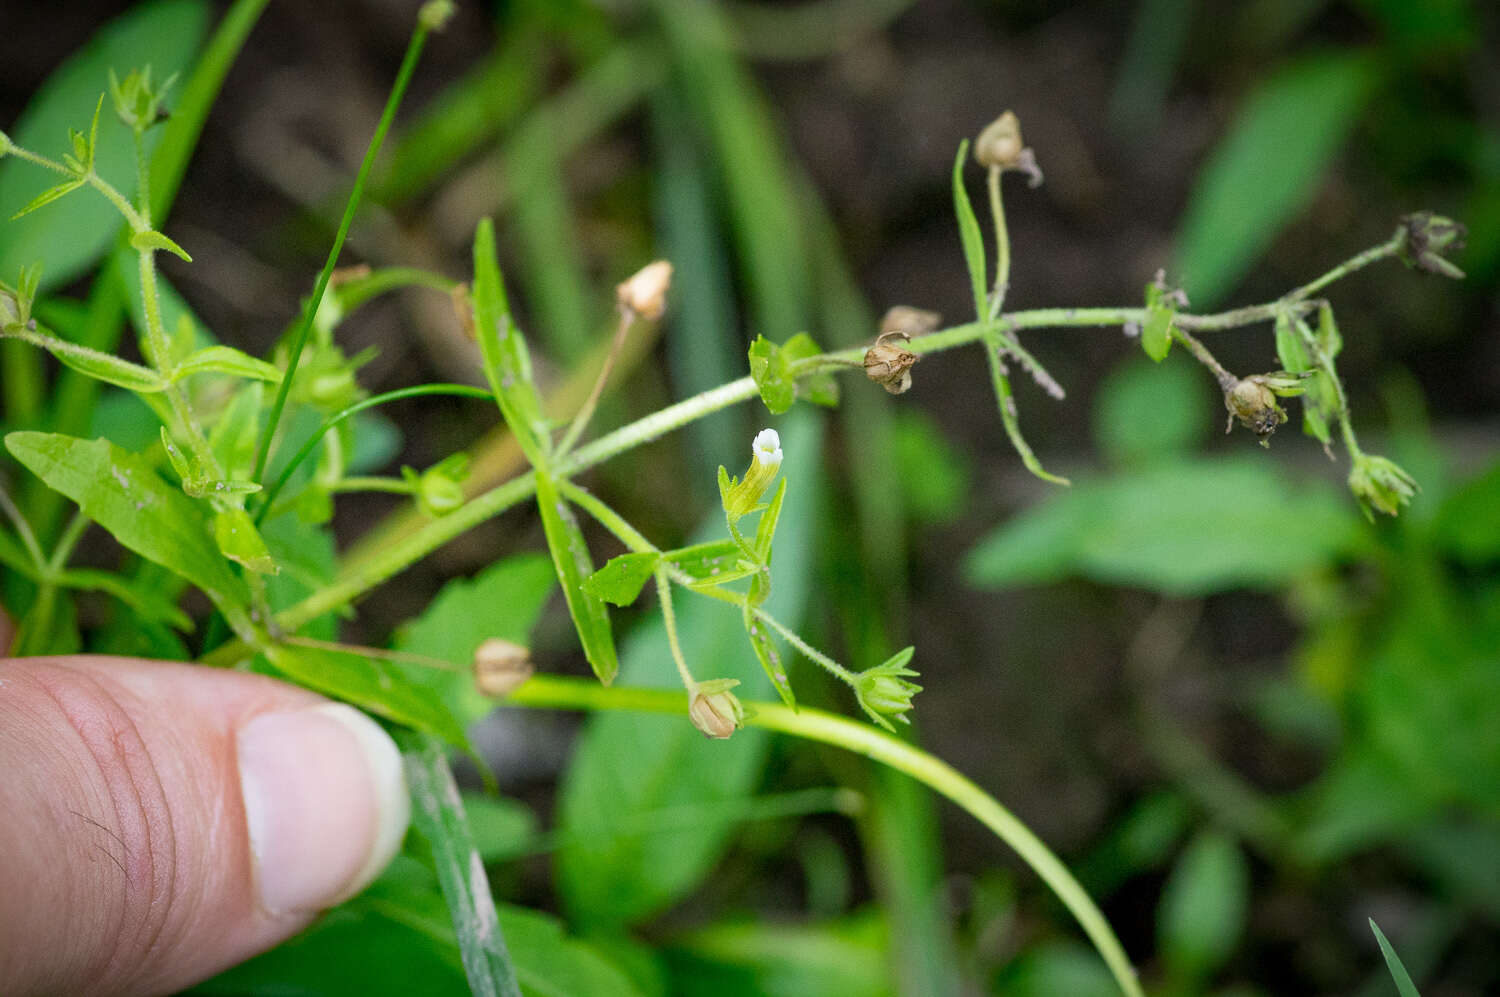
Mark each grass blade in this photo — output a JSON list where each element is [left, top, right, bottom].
[[1369, 918, 1422, 997]]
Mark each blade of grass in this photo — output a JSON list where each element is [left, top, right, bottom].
[[251, 10, 440, 484], [1369, 919, 1422, 997], [400, 730, 522, 997]]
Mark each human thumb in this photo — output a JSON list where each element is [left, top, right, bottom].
[[0, 654, 410, 997]]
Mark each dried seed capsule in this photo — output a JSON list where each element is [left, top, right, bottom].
[[473, 638, 533, 697], [616, 260, 674, 320], [863, 331, 920, 395]]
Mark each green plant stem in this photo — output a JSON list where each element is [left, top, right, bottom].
[[504, 675, 1143, 997], [204, 231, 1413, 663], [656, 569, 697, 690], [254, 383, 493, 525], [1288, 227, 1404, 302], [0, 483, 46, 573], [329, 476, 415, 495], [555, 308, 635, 458], [46, 509, 90, 575], [752, 607, 857, 684], [1172, 324, 1238, 393], [986, 164, 1010, 317], [250, 13, 437, 484], [555, 478, 656, 553]]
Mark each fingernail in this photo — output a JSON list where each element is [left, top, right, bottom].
[[237, 703, 410, 914]]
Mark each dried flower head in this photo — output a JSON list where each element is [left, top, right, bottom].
[[473, 638, 533, 697], [1225, 376, 1288, 445], [864, 331, 920, 395], [616, 260, 674, 320], [1398, 212, 1467, 280]]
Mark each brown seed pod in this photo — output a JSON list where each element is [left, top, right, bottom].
[[473, 637, 534, 697], [864, 330, 920, 395]]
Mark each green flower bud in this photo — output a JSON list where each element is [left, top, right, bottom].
[[416, 453, 469, 517], [1348, 453, 1418, 520], [688, 678, 744, 739], [854, 647, 921, 730], [721, 429, 783, 522], [419, 0, 457, 31]]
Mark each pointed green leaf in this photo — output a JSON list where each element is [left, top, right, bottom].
[[1157, 831, 1249, 979], [666, 539, 759, 590], [4, 430, 249, 613], [1316, 302, 1343, 360], [265, 645, 467, 747], [952, 139, 988, 318], [982, 328, 1070, 486], [583, 551, 661, 606], [213, 507, 277, 575], [1274, 311, 1311, 372], [744, 604, 796, 708], [472, 217, 549, 466], [753, 476, 786, 564], [782, 331, 838, 407], [1141, 283, 1174, 362], [53, 567, 193, 630], [535, 471, 617, 684], [171, 344, 281, 383], [1369, 919, 1423, 997], [129, 227, 193, 261], [10, 179, 85, 219], [2, 327, 166, 391]]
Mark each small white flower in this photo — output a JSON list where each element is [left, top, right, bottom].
[[752, 428, 782, 466]]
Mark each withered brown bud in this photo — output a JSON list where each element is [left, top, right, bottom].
[[330, 263, 373, 288], [879, 305, 941, 339], [473, 637, 533, 697], [1398, 211, 1467, 280], [864, 330, 920, 395], [616, 260, 673, 320], [451, 283, 476, 341], [688, 679, 744, 740], [1225, 376, 1287, 445]]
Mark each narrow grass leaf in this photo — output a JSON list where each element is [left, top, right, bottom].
[[1369, 919, 1423, 997], [983, 328, 1069, 486]]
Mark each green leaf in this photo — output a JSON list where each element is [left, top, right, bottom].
[[556, 414, 821, 930], [781, 331, 838, 407], [536, 471, 618, 684], [744, 603, 795, 708], [664, 539, 756, 587], [952, 139, 988, 318], [965, 458, 1365, 595], [1141, 283, 1174, 362], [584, 551, 661, 607], [10, 179, 85, 219], [982, 327, 1069, 486], [1315, 301, 1343, 360], [1432, 459, 1500, 563], [0, 0, 210, 291], [1172, 53, 1378, 307], [128, 228, 192, 261], [1369, 919, 1423, 997], [394, 554, 557, 730], [3, 328, 167, 392], [747, 335, 795, 414], [399, 731, 523, 997], [1274, 311, 1311, 372], [462, 792, 538, 864], [266, 644, 466, 747], [170, 344, 282, 383], [752, 476, 786, 564], [1157, 831, 1249, 979], [667, 913, 892, 997], [5, 430, 249, 612], [260, 509, 338, 639], [55, 566, 192, 630], [472, 217, 549, 466], [212, 507, 277, 575]]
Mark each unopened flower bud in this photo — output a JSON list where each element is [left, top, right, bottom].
[[863, 331, 920, 395], [688, 678, 744, 739], [1224, 376, 1287, 445], [419, 0, 457, 31], [473, 638, 533, 696], [722, 428, 783, 520], [974, 111, 1044, 187], [1398, 212, 1467, 280], [616, 260, 674, 320], [0, 130, 12, 157], [1348, 453, 1418, 520]]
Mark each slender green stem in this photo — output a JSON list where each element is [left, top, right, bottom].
[[253, 384, 493, 525], [504, 675, 1142, 997], [329, 476, 416, 495], [0, 483, 46, 573], [656, 570, 697, 690], [45, 509, 90, 576], [555, 308, 636, 459], [132, 129, 153, 225], [1172, 325, 1238, 393], [753, 606, 856, 684], [1288, 228, 1404, 302], [986, 165, 1010, 318], [556, 478, 656, 553], [251, 14, 437, 484]]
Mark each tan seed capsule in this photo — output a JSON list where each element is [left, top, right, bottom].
[[616, 260, 674, 320], [473, 638, 533, 697], [864, 330, 920, 395], [974, 111, 1025, 170]]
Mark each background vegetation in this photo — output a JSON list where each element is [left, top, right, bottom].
[[1, 0, 1496, 993]]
